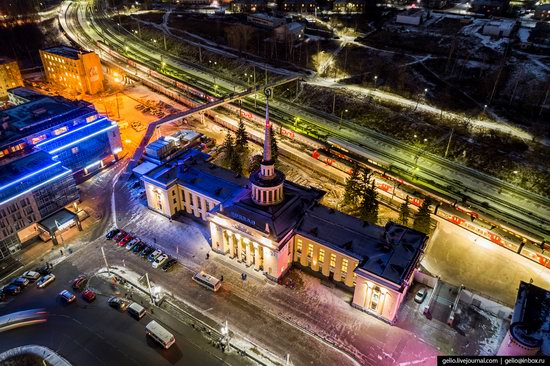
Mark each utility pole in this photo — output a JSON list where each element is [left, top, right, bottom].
[[101, 247, 110, 275], [145, 272, 154, 304], [163, 33, 167, 51], [332, 93, 336, 114], [444, 128, 454, 158], [137, 21, 141, 39], [198, 46, 202, 62]]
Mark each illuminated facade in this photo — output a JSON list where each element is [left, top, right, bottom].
[[0, 151, 78, 259], [0, 58, 24, 99], [0, 91, 122, 258], [143, 91, 427, 323], [40, 46, 104, 95]]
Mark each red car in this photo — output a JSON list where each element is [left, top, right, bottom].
[[72, 275, 88, 291], [118, 234, 133, 247], [81, 289, 96, 302], [113, 231, 127, 242]]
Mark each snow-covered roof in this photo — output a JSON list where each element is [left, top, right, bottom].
[[297, 205, 427, 288], [132, 161, 159, 177]]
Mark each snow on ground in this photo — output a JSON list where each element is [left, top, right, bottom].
[[517, 27, 531, 43], [461, 19, 508, 52], [476, 309, 505, 356]]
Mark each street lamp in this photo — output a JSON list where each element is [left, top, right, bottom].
[[339, 109, 348, 129], [414, 88, 428, 111], [373, 75, 378, 87]]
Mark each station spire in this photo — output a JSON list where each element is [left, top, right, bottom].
[[263, 88, 272, 164]]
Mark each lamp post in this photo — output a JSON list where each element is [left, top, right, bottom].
[[339, 109, 348, 129], [373, 75, 378, 87], [414, 88, 428, 111]]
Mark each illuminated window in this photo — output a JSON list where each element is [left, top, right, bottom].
[[71, 147, 79, 154], [330, 253, 336, 268], [53, 126, 68, 135], [318, 249, 325, 264], [341, 259, 348, 275], [307, 243, 313, 258], [31, 134, 46, 145], [353, 273, 357, 285], [370, 287, 381, 311], [296, 239, 302, 253]]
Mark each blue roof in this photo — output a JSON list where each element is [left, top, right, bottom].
[[0, 151, 71, 203], [0, 96, 97, 146]]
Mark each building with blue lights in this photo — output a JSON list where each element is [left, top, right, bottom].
[[0, 89, 122, 259]]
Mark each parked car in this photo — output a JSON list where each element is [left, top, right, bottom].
[[132, 242, 146, 254], [3, 285, 21, 295], [147, 249, 162, 263], [59, 290, 76, 303], [22, 271, 41, 282], [72, 275, 88, 291], [152, 254, 169, 269], [35, 265, 51, 276], [81, 289, 96, 302], [414, 288, 427, 304], [0, 291, 6, 302], [113, 231, 127, 242], [162, 259, 177, 272], [11, 277, 30, 288], [36, 274, 56, 288], [106, 228, 120, 240], [118, 234, 133, 247], [140, 246, 154, 259], [108, 296, 129, 311], [125, 239, 139, 250]]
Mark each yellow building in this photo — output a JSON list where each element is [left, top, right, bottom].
[[40, 46, 104, 95], [0, 58, 24, 99]]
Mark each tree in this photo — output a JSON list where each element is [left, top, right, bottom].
[[343, 164, 361, 205], [235, 117, 248, 154], [399, 199, 410, 226], [230, 148, 243, 175], [413, 198, 432, 234], [248, 154, 263, 174], [269, 125, 279, 163], [359, 180, 378, 224], [222, 130, 235, 167]]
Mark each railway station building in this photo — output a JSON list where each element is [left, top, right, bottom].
[[142, 94, 428, 323], [40, 45, 104, 95], [0, 57, 24, 99]]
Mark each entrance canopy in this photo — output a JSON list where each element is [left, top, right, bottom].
[[38, 208, 79, 236]]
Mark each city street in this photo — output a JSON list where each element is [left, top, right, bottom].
[[0, 258, 248, 366]]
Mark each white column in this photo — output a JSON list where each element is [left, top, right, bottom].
[[254, 244, 260, 270]]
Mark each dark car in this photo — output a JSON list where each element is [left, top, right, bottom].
[[108, 296, 129, 311], [0, 291, 6, 302], [11, 277, 30, 288], [59, 290, 76, 303], [72, 275, 88, 291], [132, 242, 146, 254], [35, 265, 51, 276], [106, 228, 120, 240], [3, 285, 21, 295], [140, 246, 154, 259], [162, 259, 177, 272]]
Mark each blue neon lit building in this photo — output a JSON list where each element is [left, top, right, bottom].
[[0, 89, 122, 259]]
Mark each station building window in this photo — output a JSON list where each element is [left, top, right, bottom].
[[296, 239, 302, 253], [341, 258, 348, 276], [307, 243, 313, 259], [318, 249, 325, 264], [330, 253, 336, 269]]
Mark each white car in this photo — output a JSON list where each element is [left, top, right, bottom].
[[22, 271, 41, 282], [36, 274, 56, 288], [147, 249, 162, 263], [152, 254, 169, 269]]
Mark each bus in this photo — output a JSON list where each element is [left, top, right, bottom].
[[145, 320, 175, 349], [192, 271, 222, 292]]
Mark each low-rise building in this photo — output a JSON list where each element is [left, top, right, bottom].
[[396, 9, 426, 26], [280, 0, 317, 13], [497, 281, 549, 356], [471, 0, 509, 16], [40, 45, 104, 95], [142, 94, 427, 324], [274, 22, 305, 42], [534, 4, 550, 21], [0, 58, 24, 100], [482, 19, 516, 37], [247, 13, 286, 28], [232, 0, 268, 13], [333, 0, 365, 13], [7, 87, 44, 106]]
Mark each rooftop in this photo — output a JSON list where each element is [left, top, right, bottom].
[[0, 96, 96, 146], [0, 151, 71, 204], [297, 205, 427, 287], [215, 180, 324, 242], [143, 150, 248, 203], [8, 87, 49, 104], [510, 281, 550, 355], [41, 45, 91, 60], [0, 57, 16, 65]]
